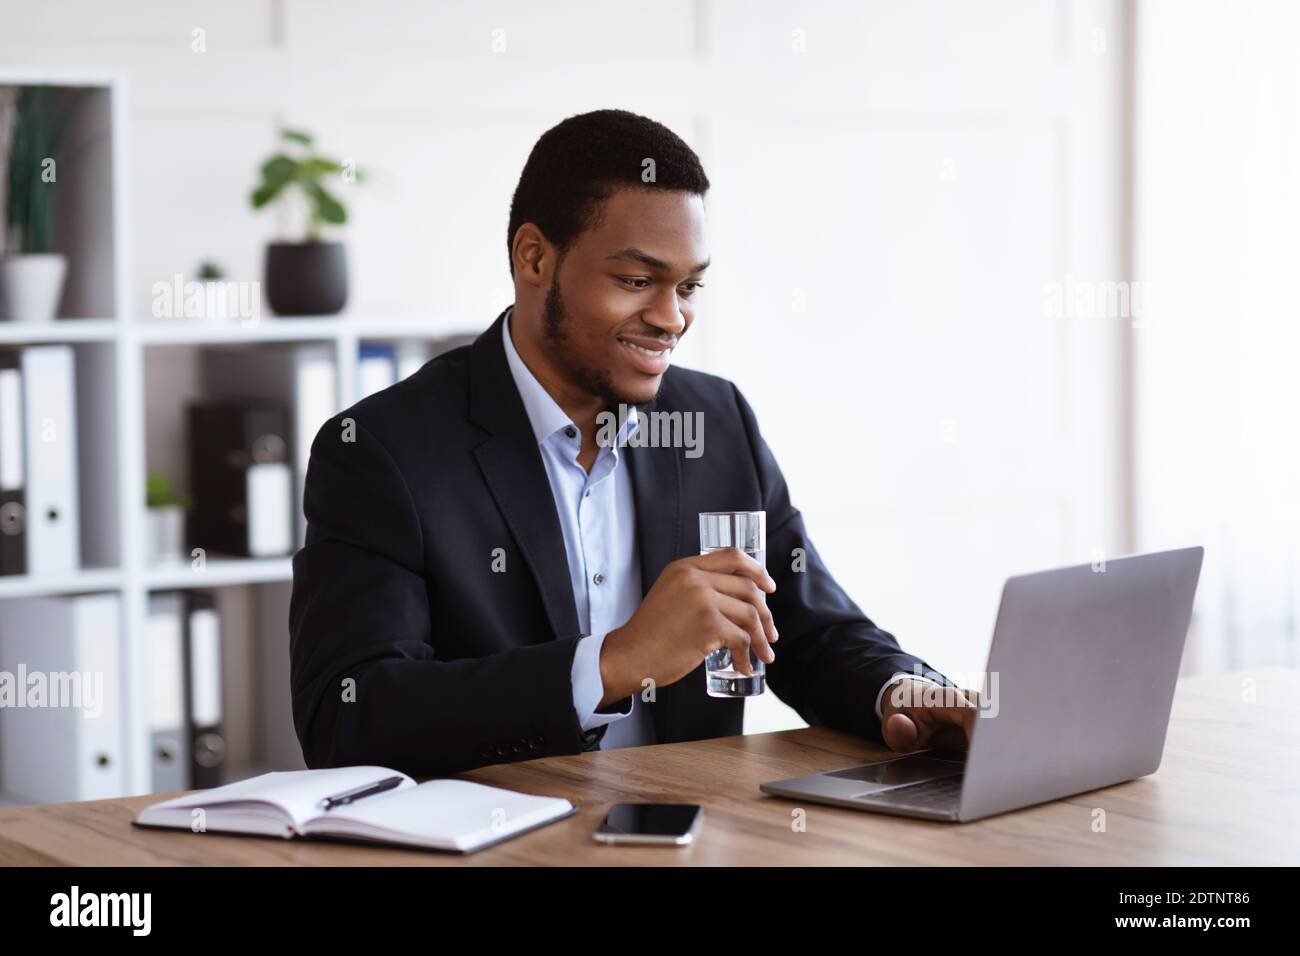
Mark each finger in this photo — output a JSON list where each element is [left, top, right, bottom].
[[711, 615, 756, 676], [882, 712, 921, 753], [915, 720, 969, 751], [715, 593, 775, 664], [692, 548, 776, 592], [915, 691, 979, 748], [703, 571, 778, 643]]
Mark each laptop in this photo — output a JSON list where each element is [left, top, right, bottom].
[[759, 546, 1204, 822]]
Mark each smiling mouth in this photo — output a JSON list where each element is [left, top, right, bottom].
[[616, 335, 675, 373], [624, 341, 668, 356]]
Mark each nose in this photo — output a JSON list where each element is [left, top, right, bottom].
[[644, 287, 688, 338]]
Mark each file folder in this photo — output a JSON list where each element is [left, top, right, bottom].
[[0, 349, 26, 575], [187, 402, 293, 558], [185, 590, 226, 790], [146, 591, 189, 794], [201, 343, 337, 549], [21, 345, 80, 573], [0, 592, 124, 803]]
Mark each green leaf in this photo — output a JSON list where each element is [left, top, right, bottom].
[[250, 182, 283, 209], [299, 157, 343, 178], [304, 180, 347, 225], [260, 154, 298, 181], [281, 128, 314, 147], [251, 154, 298, 209]]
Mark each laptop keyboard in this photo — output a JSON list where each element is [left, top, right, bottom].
[[858, 773, 964, 809]]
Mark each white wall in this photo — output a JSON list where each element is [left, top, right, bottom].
[[0, 0, 1130, 734], [1134, 0, 1300, 674]]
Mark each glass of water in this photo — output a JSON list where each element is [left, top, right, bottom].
[[699, 511, 767, 697]]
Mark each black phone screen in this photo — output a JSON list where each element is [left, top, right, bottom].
[[598, 803, 702, 837]]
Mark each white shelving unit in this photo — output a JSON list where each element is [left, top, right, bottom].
[[0, 73, 477, 800]]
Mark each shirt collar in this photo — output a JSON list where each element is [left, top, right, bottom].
[[501, 306, 639, 450]]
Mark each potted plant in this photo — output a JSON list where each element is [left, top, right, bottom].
[[250, 128, 364, 316], [0, 86, 84, 323], [146, 472, 191, 565], [195, 259, 230, 319]]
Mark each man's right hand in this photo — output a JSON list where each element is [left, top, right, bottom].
[[597, 548, 779, 707]]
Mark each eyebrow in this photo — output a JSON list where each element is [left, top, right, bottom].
[[606, 247, 711, 275]]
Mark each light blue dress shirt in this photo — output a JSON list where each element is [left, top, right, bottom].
[[501, 310, 656, 749], [501, 309, 938, 750]]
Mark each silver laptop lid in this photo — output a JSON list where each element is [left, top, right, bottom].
[[958, 547, 1203, 821]]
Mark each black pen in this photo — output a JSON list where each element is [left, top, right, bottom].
[[319, 775, 404, 811]]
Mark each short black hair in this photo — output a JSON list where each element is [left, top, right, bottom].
[[506, 109, 711, 279]]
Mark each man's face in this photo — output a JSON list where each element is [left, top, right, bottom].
[[537, 187, 709, 407]]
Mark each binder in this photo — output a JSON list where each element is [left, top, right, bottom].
[[357, 342, 396, 399], [184, 591, 226, 790], [395, 340, 433, 381], [201, 343, 337, 549], [0, 592, 124, 804], [0, 349, 26, 575], [146, 592, 189, 794], [187, 402, 293, 558], [21, 345, 80, 573]]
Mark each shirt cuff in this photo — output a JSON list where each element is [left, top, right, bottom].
[[571, 632, 635, 732], [874, 672, 943, 721]]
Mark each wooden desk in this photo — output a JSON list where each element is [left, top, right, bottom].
[[1, 669, 1295, 865]]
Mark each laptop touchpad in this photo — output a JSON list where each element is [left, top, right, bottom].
[[826, 755, 964, 793]]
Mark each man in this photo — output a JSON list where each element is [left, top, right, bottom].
[[289, 109, 977, 776]]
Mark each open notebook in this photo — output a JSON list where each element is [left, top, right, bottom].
[[132, 767, 577, 854]]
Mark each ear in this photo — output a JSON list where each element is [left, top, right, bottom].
[[511, 223, 552, 288]]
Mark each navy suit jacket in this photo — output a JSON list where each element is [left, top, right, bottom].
[[289, 307, 951, 776]]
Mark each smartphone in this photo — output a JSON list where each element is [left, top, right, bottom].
[[593, 803, 703, 846]]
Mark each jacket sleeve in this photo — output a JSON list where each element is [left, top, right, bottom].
[[729, 384, 957, 745], [288, 412, 596, 776]]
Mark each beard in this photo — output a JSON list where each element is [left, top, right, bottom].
[[541, 270, 659, 408]]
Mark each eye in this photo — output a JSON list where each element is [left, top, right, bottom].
[[679, 281, 705, 296], [618, 277, 651, 290]]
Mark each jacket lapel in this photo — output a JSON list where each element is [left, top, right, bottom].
[[625, 437, 682, 593], [625, 404, 689, 743], [469, 309, 581, 642]]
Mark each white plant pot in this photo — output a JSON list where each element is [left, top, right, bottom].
[[147, 505, 187, 566], [0, 253, 68, 323], [201, 279, 230, 319]]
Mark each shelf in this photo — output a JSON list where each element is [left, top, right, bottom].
[[133, 314, 471, 344], [142, 556, 294, 590], [0, 75, 485, 802], [0, 567, 123, 599], [0, 319, 119, 343]]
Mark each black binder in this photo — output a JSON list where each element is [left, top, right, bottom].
[[187, 401, 292, 557], [0, 348, 26, 576], [183, 590, 227, 790]]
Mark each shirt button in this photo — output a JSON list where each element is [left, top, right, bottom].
[[564, 426, 577, 439], [593, 572, 605, 585]]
